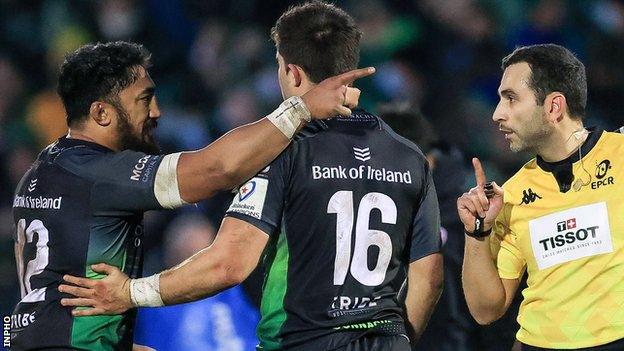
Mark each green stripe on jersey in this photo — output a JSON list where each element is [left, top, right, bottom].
[[71, 315, 124, 350], [257, 231, 289, 350], [71, 234, 128, 349]]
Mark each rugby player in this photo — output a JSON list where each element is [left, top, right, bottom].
[[60, 3, 444, 351], [10, 40, 372, 350], [458, 44, 624, 350]]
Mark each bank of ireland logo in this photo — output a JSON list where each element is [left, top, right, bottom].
[[353, 147, 371, 162], [595, 160, 611, 179], [238, 181, 256, 201]]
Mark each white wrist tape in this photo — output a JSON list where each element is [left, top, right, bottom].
[[267, 96, 311, 139], [130, 274, 164, 307]]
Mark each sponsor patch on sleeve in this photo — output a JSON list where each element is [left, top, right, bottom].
[[227, 178, 269, 219], [529, 202, 613, 270]]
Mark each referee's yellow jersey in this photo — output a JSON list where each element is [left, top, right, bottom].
[[491, 129, 624, 349]]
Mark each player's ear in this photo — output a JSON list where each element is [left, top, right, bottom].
[[545, 92, 566, 123], [89, 101, 112, 127], [287, 64, 304, 88]]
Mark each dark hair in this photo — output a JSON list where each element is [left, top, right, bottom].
[[502, 44, 587, 119], [271, 1, 361, 83], [378, 103, 438, 152], [57, 41, 152, 126]]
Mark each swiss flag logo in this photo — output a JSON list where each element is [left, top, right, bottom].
[[566, 218, 577, 229]]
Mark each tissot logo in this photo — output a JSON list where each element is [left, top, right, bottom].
[[529, 202, 613, 270], [557, 218, 576, 232], [592, 159, 615, 189], [520, 188, 542, 205]]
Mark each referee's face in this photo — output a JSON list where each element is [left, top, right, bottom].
[[493, 62, 552, 153]]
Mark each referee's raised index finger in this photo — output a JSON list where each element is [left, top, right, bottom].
[[336, 67, 375, 85], [472, 157, 487, 187]]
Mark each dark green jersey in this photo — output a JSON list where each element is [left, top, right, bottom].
[[226, 110, 442, 350], [11, 137, 170, 350]]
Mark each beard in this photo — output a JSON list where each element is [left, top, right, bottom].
[[509, 108, 552, 153], [115, 104, 160, 154]]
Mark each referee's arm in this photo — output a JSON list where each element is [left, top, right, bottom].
[[462, 237, 520, 324], [458, 158, 520, 324]]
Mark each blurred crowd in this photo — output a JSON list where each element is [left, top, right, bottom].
[[1, 0, 623, 350]]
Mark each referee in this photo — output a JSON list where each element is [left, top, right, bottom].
[[458, 44, 624, 350]]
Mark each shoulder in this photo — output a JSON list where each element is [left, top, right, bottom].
[[55, 143, 161, 182], [502, 158, 538, 189], [378, 119, 427, 159], [602, 130, 624, 143], [501, 158, 539, 204]]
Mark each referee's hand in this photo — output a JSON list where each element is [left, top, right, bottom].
[[457, 158, 504, 234], [302, 67, 375, 118], [59, 263, 132, 316]]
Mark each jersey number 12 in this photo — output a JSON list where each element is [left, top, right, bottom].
[[15, 219, 50, 303], [327, 191, 396, 287]]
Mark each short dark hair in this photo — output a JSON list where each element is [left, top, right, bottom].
[[57, 41, 152, 126], [271, 1, 361, 83], [502, 44, 587, 119], [378, 103, 438, 152]]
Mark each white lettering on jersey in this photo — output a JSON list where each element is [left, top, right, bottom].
[[13, 195, 62, 210], [529, 202, 613, 270], [130, 155, 151, 181], [228, 178, 269, 219], [311, 165, 412, 184], [130, 155, 160, 182]]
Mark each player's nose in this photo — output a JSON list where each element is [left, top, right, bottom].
[[149, 96, 161, 119]]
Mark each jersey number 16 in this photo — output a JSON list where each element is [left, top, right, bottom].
[[327, 191, 397, 287]]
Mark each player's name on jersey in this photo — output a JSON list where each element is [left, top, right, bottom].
[[311, 165, 412, 184], [13, 195, 62, 210]]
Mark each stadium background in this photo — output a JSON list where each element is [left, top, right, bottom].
[[0, 0, 622, 350]]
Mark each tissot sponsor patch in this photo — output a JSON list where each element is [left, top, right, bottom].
[[529, 202, 612, 270], [228, 178, 268, 219]]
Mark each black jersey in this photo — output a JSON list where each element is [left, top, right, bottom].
[[11, 137, 169, 350], [226, 110, 441, 350]]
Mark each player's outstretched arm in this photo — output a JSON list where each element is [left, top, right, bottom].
[[59, 217, 268, 315], [404, 253, 443, 344], [459, 158, 517, 324], [177, 67, 375, 203]]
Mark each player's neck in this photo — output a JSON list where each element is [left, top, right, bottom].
[[536, 120, 586, 163], [67, 127, 120, 152]]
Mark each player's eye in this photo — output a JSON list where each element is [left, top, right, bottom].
[[142, 96, 152, 106]]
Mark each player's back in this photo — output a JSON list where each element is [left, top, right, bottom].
[[11, 137, 165, 350], [227, 110, 441, 350]]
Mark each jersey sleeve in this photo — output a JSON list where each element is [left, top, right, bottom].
[[409, 165, 442, 262], [491, 203, 526, 279], [58, 149, 185, 211], [225, 150, 290, 236]]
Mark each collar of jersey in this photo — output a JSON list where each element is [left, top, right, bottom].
[[536, 126, 603, 173], [57, 136, 114, 153], [322, 108, 379, 126]]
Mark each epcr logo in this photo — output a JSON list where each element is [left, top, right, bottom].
[[595, 160, 611, 179]]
